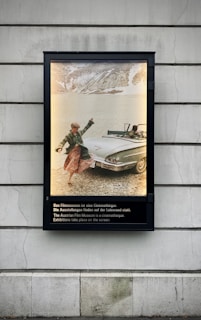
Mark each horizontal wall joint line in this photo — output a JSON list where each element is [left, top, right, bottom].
[[155, 142, 201, 146], [0, 62, 43, 66], [0, 226, 42, 230], [0, 102, 43, 105], [1, 24, 201, 28], [0, 142, 44, 145], [155, 102, 201, 105], [0, 269, 201, 274], [155, 184, 201, 187], [0, 184, 43, 187]]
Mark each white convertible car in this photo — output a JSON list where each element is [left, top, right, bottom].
[[85, 124, 147, 174]]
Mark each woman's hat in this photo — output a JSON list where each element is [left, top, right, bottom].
[[71, 122, 80, 128]]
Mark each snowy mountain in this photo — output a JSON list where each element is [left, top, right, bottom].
[[51, 62, 147, 95]]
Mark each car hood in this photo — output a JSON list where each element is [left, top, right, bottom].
[[84, 136, 146, 158]]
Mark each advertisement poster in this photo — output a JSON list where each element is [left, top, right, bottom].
[[43, 52, 154, 230]]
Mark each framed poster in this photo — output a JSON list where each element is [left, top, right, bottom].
[[43, 52, 154, 230]]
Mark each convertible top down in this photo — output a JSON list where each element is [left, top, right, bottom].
[[85, 124, 147, 174]]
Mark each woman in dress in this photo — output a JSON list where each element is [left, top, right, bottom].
[[56, 118, 94, 185]]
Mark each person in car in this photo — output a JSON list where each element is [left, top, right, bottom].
[[128, 125, 140, 138]]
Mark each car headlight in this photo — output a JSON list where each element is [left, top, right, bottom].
[[106, 155, 120, 164]]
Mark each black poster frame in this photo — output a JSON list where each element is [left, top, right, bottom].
[[43, 51, 155, 231]]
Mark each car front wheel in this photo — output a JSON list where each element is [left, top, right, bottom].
[[134, 157, 146, 174]]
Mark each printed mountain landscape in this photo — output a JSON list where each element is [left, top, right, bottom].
[[51, 62, 146, 95]]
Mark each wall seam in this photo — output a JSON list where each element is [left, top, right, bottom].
[[1, 24, 201, 28]]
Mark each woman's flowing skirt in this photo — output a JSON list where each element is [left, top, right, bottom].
[[64, 146, 94, 174]]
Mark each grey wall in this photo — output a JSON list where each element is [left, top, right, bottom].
[[0, 0, 201, 317]]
